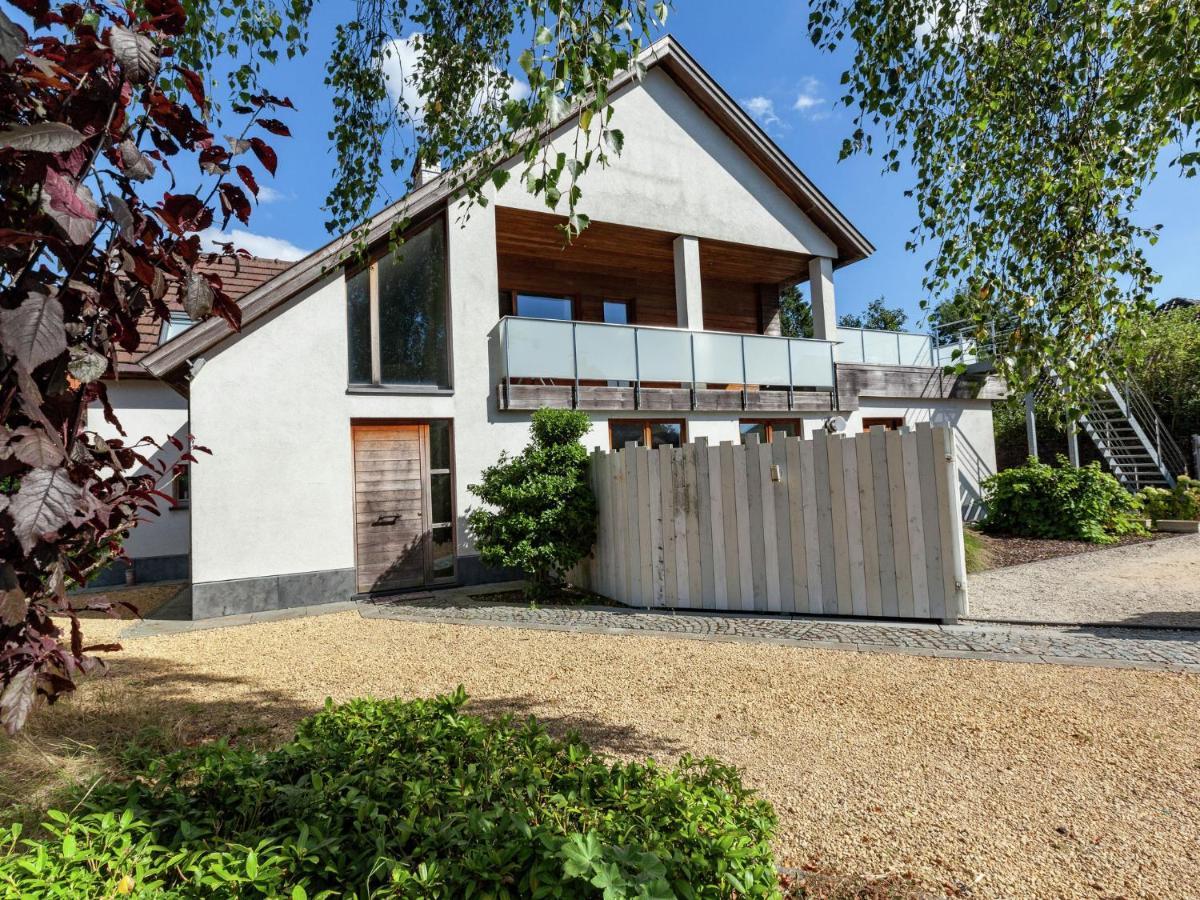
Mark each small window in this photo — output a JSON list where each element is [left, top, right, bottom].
[[345, 218, 450, 388], [609, 419, 686, 450], [739, 420, 798, 444], [160, 313, 195, 344], [603, 300, 631, 325], [171, 465, 190, 508], [862, 417, 905, 431], [427, 420, 455, 581], [515, 293, 574, 320]]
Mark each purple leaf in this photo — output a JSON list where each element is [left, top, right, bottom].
[[108, 25, 159, 85], [0, 122, 86, 153], [10, 467, 83, 554], [0, 291, 67, 371], [0, 666, 35, 735]]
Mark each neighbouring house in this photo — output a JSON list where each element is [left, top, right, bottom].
[[87, 256, 291, 586], [114, 36, 1004, 617]]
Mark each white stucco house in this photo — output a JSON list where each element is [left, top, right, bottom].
[[105, 37, 1003, 617]]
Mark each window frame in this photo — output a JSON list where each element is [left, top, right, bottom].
[[345, 214, 452, 393], [861, 417, 905, 431], [170, 464, 190, 509], [738, 418, 801, 444], [608, 418, 688, 450]]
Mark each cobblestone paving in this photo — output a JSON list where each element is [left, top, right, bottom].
[[360, 596, 1200, 673]]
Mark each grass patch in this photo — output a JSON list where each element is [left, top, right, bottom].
[[962, 527, 993, 574]]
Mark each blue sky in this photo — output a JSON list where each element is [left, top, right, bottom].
[[226, 0, 1200, 327]]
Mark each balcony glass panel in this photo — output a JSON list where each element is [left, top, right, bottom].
[[836, 328, 865, 362], [636, 328, 693, 383], [897, 332, 934, 367], [504, 318, 575, 379], [789, 340, 835, 388], [862, 330, 901, 365], [575, 323, 637, 381], [743, 335, 791, 385], [692, 332, 745, 384]]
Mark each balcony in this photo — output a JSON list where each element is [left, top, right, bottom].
[[494, 316, 837, 412]]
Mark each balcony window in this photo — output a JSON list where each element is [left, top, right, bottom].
[[610, 419, 686, 450], [346, 217, 449, 389], [515, 293, 574, 320], [602, 300, 631, 325]]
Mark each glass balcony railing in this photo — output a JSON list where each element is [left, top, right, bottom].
[[497, 316, 837, 391], [834, 326, 938, 367]]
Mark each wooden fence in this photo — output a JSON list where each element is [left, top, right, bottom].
[[573, 422, 969, 622]]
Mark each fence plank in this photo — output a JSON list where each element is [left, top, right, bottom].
[[719, 442, 741, 609], [673, 446, 691, 607], [798, 436, 824, 614], [885, 429, 915, 618], [854, 433, 883, 616], [731, 441, 755, 609], [658, 445, 677, 607], [643, 445, 661, 607], [935, 426, 969, 620], [744, 436, 768, 610], [771, 436, 796, 614], [870, 427, 898, 617], [705, 444, 724, 614], [827, 434, 853, 615], [694, 438, 716, 609], [615, 447, 631, 603], [784, 436, 808, 614], [916, 423, 946, 620], [812, 431, 838, 613], [633, 444, 650, 605], [900, 429, 930, 618], [841, 436, 867, 615]]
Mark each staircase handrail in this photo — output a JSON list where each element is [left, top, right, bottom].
[[1112, 376, 1190, 480]]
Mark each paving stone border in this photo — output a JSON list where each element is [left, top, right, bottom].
[[360, 595, 1200, 673]]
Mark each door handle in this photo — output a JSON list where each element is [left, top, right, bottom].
[[373, 514, 400, 526]]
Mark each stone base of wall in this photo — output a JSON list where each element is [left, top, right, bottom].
[[191, 568, 356, 619], [89, 554, 190, 588], [189, 555, 523, 619]]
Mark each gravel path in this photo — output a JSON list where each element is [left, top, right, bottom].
[[968, 534, 1200, 627], [26, 613, 1200, 899]]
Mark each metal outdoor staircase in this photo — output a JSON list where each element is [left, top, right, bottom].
[[936, 319, 1189, 490]]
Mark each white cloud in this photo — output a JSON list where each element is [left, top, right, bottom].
[[200, 228, 307, 261], [793, 77, 829, 120], [254, 184, 285, 204], [380, 33, 530, 123], [741, 96, 781, 128]]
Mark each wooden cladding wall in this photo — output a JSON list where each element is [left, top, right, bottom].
[[573, 422, 969, 622]]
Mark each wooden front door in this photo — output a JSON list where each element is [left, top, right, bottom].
[[352, 424, 431, 593]]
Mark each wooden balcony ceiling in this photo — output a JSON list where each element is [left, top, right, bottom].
[[495, 207, 812, 284]]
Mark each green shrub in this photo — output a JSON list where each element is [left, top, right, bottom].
[[0, 690, 780, 898], [1137, 476, 1200, 522], [468, 407, 598, 597], [981, 456, 1147, 543]]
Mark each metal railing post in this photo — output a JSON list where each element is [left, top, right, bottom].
[[571, 322, 579, 409], [633, 327, 641, 410], [503, 318, 511, 407], [689, 332, 697, 410], [787, 339, 794, 410], [740, 335, 748, 410]]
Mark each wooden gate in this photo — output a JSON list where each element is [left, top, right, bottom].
[[573, 422, 969, 622]]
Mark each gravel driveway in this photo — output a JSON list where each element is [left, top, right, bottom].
[[11, 613, 1200, 899], [968, 534, 1200, 627]]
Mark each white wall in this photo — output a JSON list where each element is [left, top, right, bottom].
[[87, 380, 190, 559], [496, 68, 839, 258]]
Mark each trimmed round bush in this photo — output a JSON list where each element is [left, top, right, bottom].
[[0, 690, 780, 898]]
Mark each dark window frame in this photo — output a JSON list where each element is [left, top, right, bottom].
[[345, 215, 452, 391], [170, 464, 190, 509], [608, 418, 688, 450], [739, 418, 801, 443]]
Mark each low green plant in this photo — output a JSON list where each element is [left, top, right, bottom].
[[468, 407, 598, 598], [0, 690, 780, 898], [1137, 476, 1200, 523], [981, 456, 1147, 543], [961, 528, 992, 574]]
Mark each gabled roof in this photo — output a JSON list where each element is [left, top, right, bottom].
[[143, 35, 873, 383], [116, 256, 291, 376]]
